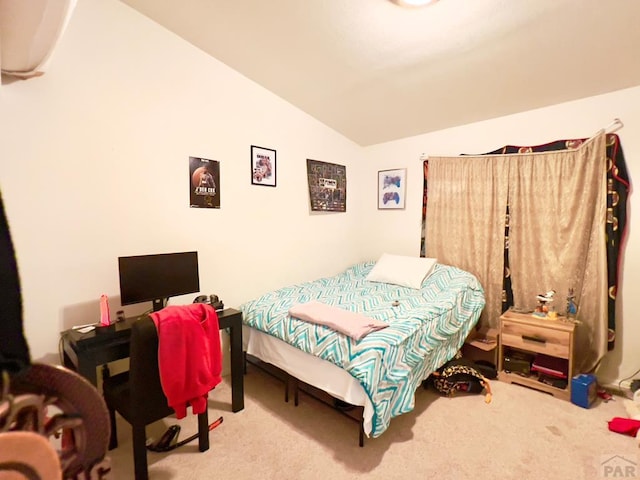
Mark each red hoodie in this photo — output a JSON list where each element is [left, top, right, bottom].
[[150, 303, 222, 419]]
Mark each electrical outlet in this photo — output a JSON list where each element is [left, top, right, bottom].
[[602, 379, 639, 398], [619, 380, 632, 391]]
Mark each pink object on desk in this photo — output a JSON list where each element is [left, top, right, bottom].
[[99, 294, 111, 326]]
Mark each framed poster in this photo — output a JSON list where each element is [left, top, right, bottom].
[[189, 156, 220, 209], [378, 168, 406, 209], [251, 145, 276, 187], [306, 159, 346, 212]]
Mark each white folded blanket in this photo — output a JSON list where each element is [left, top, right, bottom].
[[288, 301, 388, 341]]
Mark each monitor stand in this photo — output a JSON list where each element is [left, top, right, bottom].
[[152, 298, 168, 312]]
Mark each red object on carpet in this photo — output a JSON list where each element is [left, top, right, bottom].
[[608, 417, 640, 437]]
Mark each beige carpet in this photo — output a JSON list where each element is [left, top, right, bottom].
[[106, 364, 639, 479]]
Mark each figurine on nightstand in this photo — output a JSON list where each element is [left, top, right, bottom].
[[566, 288, 578, 319], [533, 290, 556, 318]]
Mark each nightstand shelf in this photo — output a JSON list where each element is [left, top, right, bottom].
[[462, 327, 499, 366], [498, 309, 576, 401]]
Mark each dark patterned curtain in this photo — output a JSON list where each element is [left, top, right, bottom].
[[420, 134, 629, 350]]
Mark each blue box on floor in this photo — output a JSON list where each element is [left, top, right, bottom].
[[571, 373, 597, 408]]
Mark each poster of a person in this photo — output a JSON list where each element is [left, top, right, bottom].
[[251, 145, 277, 187], [189, 156, 220, 209]]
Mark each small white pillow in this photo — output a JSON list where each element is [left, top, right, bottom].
[[366, 253, 437, 289]]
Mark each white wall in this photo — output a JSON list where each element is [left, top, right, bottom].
[[362, 86, 640, 385], [1, 0, 637, 387], [0, 0, 366, 363]]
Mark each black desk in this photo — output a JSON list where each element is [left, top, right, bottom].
[[61, 308, 244, 412]]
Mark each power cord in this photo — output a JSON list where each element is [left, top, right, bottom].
[[617, 366, 640, 398]]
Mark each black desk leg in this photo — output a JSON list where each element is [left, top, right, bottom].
[[229, 323, 244, 412], [62, 341, 98, 387], [78, 360, 98, 387]]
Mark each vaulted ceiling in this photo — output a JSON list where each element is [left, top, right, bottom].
[[119, 0, 640, 146]]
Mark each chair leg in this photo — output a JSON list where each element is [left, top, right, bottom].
[[107, 407, 118, 450], [132, 423, 149, 480], [197, 410, 210, 452]]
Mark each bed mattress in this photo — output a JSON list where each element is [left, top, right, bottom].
[[240, 261, 485, 438]]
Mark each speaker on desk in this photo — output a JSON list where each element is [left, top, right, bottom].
[[193, 294, 224, 311]]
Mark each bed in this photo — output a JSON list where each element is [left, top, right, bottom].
[[240, 260, 485, 441]]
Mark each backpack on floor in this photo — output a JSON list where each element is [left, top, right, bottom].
[[430, 357, 493, 403]]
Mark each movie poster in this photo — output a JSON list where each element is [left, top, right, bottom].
[[306, 159, 346, 212], [189, 156, 220, 209]]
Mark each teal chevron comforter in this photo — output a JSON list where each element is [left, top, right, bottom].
[[240, 261, 485, 438]]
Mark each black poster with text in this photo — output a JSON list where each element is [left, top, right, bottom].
[[189, 156, 220, 209], [306, 159, 346, 212]]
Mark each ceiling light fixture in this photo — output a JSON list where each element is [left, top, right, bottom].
[[390, 0, 438, 7]]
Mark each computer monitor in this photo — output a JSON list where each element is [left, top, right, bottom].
[[118, 251, 200, 312]]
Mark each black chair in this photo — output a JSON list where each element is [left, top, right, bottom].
[[103, 316, 210, 480]]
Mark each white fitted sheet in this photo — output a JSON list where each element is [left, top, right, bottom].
[[243, 325, 374, 436]]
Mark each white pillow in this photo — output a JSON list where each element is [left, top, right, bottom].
[[366, 253, 437, 289]]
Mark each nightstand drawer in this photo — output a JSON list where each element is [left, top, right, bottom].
[[501, 320, 570, 358]]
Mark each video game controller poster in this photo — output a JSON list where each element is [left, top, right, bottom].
[[189, 156, 220, 209], [378, 168, 406, 209], [306, 159, 346, 212]]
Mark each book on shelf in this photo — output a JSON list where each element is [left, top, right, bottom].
[[531, 353, 568, 379]]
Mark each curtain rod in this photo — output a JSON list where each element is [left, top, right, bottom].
[[588, 118, 624, 143], [419, 118, 625, 161], [604, 118, 624, 134]]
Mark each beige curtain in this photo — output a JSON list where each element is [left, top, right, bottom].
[[425, 155, 509, 328], [508, 133, 607, 372], [425, 133, 607, 372]]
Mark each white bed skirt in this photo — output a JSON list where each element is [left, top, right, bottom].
[[243, 325, 374, 436]]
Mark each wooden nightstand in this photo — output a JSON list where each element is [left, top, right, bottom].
[[498, 309, 576, 401]]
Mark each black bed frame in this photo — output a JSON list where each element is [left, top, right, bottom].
[[244, 353, 366, 447]]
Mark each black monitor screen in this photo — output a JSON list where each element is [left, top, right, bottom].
[[118, 251, 200, 311]]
